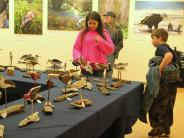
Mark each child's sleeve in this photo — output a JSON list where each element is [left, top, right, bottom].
[[96, 30, 115, 55], [73, 31, 83, 60]]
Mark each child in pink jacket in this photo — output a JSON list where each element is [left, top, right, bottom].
[[73, 11, 115, 77]]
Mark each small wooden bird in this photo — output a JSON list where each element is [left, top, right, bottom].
[[0, 77, 15, 89], [47, 59, 62, 65]]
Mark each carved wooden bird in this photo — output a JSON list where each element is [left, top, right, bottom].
[[72, 60, 80, 66], [68, 77, 86, 89], [0, 77, 15, 89], [24, 85, 41, 100], [20, 54, 40, 62], [47, 59, 62, 65], [59, 74, 71, 84], [95, 63, 109, 70], [20, 54, 33, 61], [30, 72, 41, 80], [114, 63, 128, 70]]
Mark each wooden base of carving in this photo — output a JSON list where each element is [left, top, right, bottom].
[[6, 67, 15, 76], [71, 99, 92, 108], [53, 92, 78, 102], [42, 102, 54, 113], [60, 87, 78, 94], [98, 86, 110, 95], [18, 112, 40, 127], [0, 104, 24, 118], [19, 68, 27, 72], [0, 125, 5, 138], [45, 69, 63, 74], [23, 71, 40, 78], [0, 67, 5, 72], [97, 83, 116, 95], [111, 80, 125, 88], [47, 73, 60, 79]]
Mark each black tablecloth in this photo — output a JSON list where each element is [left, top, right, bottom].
[[0, 71, 144, 138]]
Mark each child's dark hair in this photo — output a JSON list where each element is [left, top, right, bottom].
[[151, 28, 168, 42], [81, 11, 106, 41]]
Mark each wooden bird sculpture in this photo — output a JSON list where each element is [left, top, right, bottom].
[[47, 59, 62, 65], [47, 59, 62, 73], [0, 77, 15, 89], [43, 79, 55, 113], [0, 77, 24, 118], [68, 77, 86, 89], [19, 54, 40, 71], [113, 62, 128, 80], [110, 62, 128, 88], [20, 85, 42, 127], [79, 57, 93, 74], [30, 72, 41, 85], [24, 85, 43, 104], [0, 77, 15, 112]]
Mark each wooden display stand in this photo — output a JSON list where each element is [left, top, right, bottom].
[[0, 104, 24, 118], [18, 112, 40, 127], [6, 67, 15, 76], [0, 125, 5, 138]]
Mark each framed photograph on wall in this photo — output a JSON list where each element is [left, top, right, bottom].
[[98, 0, 130, 38], [134, 1, 184, 35], [14, 0, 43, 34], [48, 0, 92, 31], [0, 0, 9, 28]]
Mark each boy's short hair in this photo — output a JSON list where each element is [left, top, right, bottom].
[[151, 28, 168, 42]]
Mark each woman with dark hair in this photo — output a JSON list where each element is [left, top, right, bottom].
[[73, 11, 114, 77]]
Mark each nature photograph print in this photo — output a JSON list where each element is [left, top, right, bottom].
[[0, 0, 9, 28], [14, 0, 42, 34], [134, 1, 184, 35], [98, 0, 130, 38], [48, 0, 92, 31]]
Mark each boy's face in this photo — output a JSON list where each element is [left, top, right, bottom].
[[151, 36, 162, 47]]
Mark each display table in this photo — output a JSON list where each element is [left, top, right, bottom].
[[0, 70, 144, 138]]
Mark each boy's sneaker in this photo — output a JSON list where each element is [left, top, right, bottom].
[[148, 128, 164, 137], [164, 128, 170, 136]]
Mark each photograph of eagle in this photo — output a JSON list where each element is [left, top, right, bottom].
[[138, 13, 167, 31]]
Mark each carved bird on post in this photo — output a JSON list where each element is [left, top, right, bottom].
[[0, 77, 15, 89], [47, 59, 62, 65]]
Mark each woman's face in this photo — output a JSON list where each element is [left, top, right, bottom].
[[103, 16, 113, 24], [87, 19, 99, 31]]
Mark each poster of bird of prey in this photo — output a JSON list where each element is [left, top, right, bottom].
[[14, 0, 42, 34], [0, 0, 9, 28], [98, 0, 129, 38], [48, 0, 92, 31], [134, 1, 184, 35]]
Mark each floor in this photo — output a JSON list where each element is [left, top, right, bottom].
[[125, 88, 184, 138]]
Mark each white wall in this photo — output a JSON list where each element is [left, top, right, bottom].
[[0, 0, 184, 82]]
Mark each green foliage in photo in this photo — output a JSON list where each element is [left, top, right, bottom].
[[14, 0, 42, 34]]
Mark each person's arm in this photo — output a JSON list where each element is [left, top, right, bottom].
[[115, 27, 123, 54], [96, 31, 115, 55], [159, 52, 173, 72], [73, 31, 83, 60]]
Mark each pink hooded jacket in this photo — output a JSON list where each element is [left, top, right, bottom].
[[73, 30, 115, 65]]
